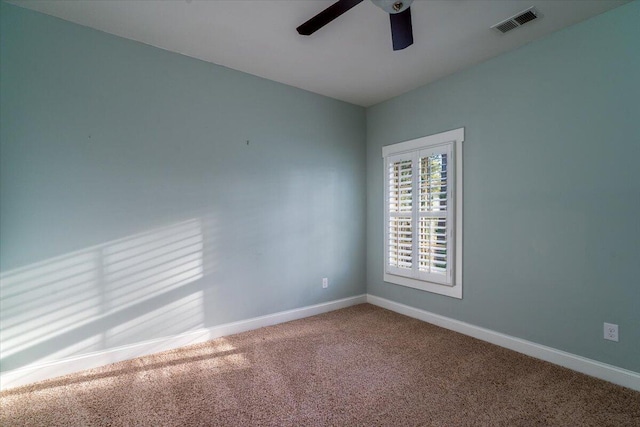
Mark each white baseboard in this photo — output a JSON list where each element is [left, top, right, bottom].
[[0, 294, 367, 391], [367, 294, 640, 391], [5, 293, 637, 392]]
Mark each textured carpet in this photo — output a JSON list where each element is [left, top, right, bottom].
[[1, 304, 639, 426]]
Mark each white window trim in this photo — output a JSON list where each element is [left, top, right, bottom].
[[382, 128, 464, 299]]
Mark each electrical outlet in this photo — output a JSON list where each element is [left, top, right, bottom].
[[322, 277, 328, 289], [604, 322, 619, 342]]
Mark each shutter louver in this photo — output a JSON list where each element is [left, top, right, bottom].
[[420, 154, 447, 213], [388, 159, 412, 270], [389, 159, 412, 213], [389, 218, 412, 269], [419, 217, 447, 275]]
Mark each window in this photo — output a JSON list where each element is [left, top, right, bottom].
[[382, 128, 464, 299]]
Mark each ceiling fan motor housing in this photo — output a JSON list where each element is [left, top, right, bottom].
[[371, 0, 413, 14]]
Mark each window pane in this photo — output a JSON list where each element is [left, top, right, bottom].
[[389, 160, 412, 213], [420, 154, 447, 212], [418, 217, 447, 275], [389, 217, 412, 269]]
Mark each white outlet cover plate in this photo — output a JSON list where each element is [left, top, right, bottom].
[[604, 322, 619, 342]]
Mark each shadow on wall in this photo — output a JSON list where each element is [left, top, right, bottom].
[[0, 219, 210, 377]]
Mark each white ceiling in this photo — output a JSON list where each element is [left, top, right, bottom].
[[12, 0, 629, 107]]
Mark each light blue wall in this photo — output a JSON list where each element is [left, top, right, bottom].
[[2, 0, 638, 379], [366, 1, 640, 372], [0, 2, 366, 372]]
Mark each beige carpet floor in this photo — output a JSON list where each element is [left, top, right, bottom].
[[1, 304, 639, 426]]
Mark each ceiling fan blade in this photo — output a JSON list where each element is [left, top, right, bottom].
[[389, 7, 413, 51], [297, 0, 365, 36]]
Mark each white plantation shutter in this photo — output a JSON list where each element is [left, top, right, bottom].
[[382, 128, 463, 298], [387, 156, 413, 273], [417, 145, 452, 284]]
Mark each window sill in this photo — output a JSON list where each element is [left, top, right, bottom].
[[383, 272, 462, 299]]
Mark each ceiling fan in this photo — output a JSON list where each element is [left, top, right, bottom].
[[297, 0, 414, 51]]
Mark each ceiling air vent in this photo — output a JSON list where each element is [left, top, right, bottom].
[[492, 7, 539, 34]]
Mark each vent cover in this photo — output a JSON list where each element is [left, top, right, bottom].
[[492, 7, 539, 34]]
